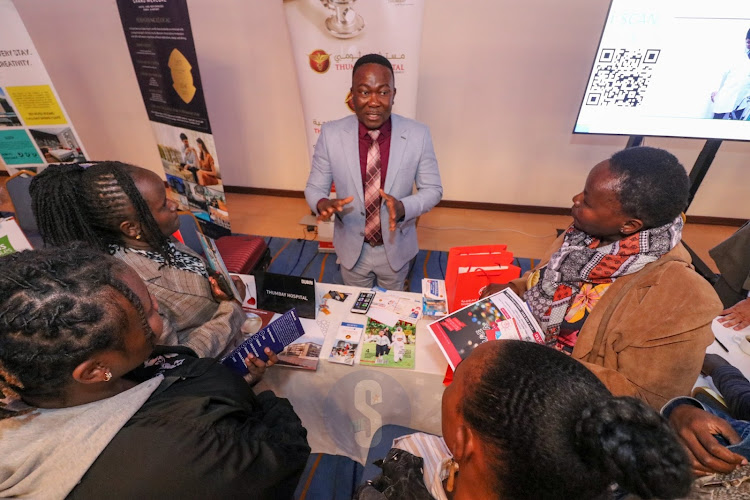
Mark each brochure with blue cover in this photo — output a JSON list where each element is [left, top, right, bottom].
[[220, 308, 305, 375]]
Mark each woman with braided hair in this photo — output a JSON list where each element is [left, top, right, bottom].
[[29, 161, 270, 367], [357, 340, 693, 500], [0, 246, 310, 499]]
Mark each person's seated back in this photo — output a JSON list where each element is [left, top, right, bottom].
[[484, 146, 722, 409], [357, 340, 692, 500], [0, 246, 309, 499], [29, 162, 249, 359]]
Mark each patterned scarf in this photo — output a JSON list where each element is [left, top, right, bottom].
[[524, 216, 683, 341], [108, 242, 209, 277]]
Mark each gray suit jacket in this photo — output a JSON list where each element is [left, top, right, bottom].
[[112, 243, 246, 358], [304, 114, 443, 270]]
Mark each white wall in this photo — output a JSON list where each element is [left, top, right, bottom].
[[12, 0, 750, 218]]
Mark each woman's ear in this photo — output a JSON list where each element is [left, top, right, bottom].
[[620, 217, 643, 236], [451, 424, 475, 463], [119, 219, 141, 239], [72, 359, 110, 384]]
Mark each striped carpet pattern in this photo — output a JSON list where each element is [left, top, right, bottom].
[[263, 237, 538, 292]]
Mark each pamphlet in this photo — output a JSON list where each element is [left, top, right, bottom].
[[197, 233, 242, 302], [428, 289, 544, 371], [368, 292, 422, 325], [221, 308, 305, 375], [0, 217, 32, 257], [328, 321, 364, 366], [275, 317, 325, 370], [359, 318, 417, 369], [422, 278, 448, 317], [231, 273, 259, 310]]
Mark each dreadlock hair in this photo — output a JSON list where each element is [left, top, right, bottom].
[[0, 245, 156, 413], [459, 341, 692, 500], [30, 161, 173, 264]]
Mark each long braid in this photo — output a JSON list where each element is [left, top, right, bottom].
[[0, 245, 151, 412], [30, 161, 174, 264], [30, 163, 101, 248]]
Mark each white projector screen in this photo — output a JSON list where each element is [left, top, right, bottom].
[[573, 0, 750, 141]]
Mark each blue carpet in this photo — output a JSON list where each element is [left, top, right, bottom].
[[263, 237, 538, 292]]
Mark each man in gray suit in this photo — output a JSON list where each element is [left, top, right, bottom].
[[305, 54, 442, 290]]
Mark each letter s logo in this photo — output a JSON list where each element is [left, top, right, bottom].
[[353, 379, 383, 448]]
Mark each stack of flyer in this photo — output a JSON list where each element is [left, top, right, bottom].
[[422, 278, 448, 317], [428, 289, 545, 371]]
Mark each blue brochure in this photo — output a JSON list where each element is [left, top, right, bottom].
[[220, 308, 305, 375]]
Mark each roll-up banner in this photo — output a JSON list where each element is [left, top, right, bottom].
[[283, 0, 426, 157], [0, 0, 90, 174], [116, 0, 231, 237]]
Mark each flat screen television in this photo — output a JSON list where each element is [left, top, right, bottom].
[[573, 0, 750, 141]]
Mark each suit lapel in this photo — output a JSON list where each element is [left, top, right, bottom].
[[341, 118, 364, 205], [384, 115, 406, 194]]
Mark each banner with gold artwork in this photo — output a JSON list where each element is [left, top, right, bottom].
[[0, 0, 90, 174], [283, 0, 426, 157], [116, 0, 231, 237]]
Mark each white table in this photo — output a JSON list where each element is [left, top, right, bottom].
[[255, 284, 449, 464], [692, 318, 750, 399]]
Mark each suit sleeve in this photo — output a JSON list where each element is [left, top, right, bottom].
[[305, 125, 333, 214], [399, 127, 442, 223]]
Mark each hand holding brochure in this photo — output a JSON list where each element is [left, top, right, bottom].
[[221, 308, 305, 375], [428, 289, 544, 371]]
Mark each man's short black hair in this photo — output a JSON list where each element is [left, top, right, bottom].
[[352, 54, 394, 81], [179, 133, 188, 140], [746, 27, 750, 39], [608, 146, 689, 229]]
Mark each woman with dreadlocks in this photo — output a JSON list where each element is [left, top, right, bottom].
[[30, 161, 269, 366], [0, 246, 310, 499]]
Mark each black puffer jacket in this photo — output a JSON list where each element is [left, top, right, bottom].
[[68, 347, 310, 500]]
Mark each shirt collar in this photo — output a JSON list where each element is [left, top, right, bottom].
[[358, 117, 392, 140]]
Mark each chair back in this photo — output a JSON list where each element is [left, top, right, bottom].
[[5, 170, 38, 234]]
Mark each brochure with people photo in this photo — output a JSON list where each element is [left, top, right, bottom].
[[328, 321, 364, 366], [359, 318, 417, 369], [428, 289, 545, 371], [197, 233, 242, 302]]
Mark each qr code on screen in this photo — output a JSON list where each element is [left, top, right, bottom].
[[584, 48, 660, 107]]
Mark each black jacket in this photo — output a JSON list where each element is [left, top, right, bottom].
[[68, 347, 310, 499]]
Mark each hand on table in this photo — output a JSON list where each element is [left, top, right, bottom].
[[669, 404, 746, 476], [243, 347, 278, 386], [317, 197, 354, 222], [702, 353, 732, 377], [379, 190, 405, 231], [718, 297, 750, 330]]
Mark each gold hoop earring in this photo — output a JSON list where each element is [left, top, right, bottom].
[[104, 370, 112, 382], [135, 233, 142, 241], [446, 459, 459, 492]]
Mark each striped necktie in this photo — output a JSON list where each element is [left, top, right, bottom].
[[364, 129, 382, 245]]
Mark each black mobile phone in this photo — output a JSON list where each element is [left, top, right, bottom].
[[351, 291, 375, 314]]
